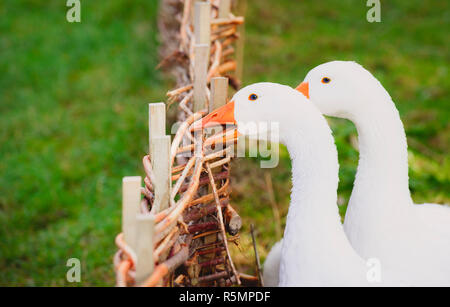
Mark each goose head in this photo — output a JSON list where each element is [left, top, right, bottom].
[[198, 82, 318, 144], [296, 61, 389, 120]]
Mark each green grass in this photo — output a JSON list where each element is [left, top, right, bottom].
[[0, 0, 448, 285], [0, 0, 164, 286]]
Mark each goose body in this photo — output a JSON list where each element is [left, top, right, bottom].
[[297, 61, 450, 286], [200, 82, 405, 286], [262, 240, 282, 287]]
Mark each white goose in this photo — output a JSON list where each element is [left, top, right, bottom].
[[199, 82, 404, 286], [293, 61, 450, 286]]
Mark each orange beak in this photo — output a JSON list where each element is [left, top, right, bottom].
[[296, 82, 309, 98], [193, 100, 236, 130]]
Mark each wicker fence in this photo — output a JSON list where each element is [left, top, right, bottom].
[[113, 0, 259, 287]]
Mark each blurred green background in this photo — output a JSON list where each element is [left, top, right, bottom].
[[0, 0, 448, 285]]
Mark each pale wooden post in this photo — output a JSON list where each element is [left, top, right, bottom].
[[135, 213, 155, 285], [194, 1, 211, 47], [190, 0, 203, 25], [193, 44, 209, 112], [149, 103, 166, 142], [218, 0, 231, 19], [210, 77, 228, 112], [122, 176, 141, 252], [150, 135, 171, 212], [193, 1, 211, 112], [148, 103, 171, 212]]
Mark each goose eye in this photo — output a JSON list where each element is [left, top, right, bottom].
[[321, 77, 331, 84], [248, 94, 258, 101]]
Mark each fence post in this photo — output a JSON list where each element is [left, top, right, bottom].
[[149, 102, 166, 142], [135, 214, 155, 285], [210, 77, 229, 112], [150, 135, 171, 212], [193, 44, 209, 112], [148, 103, 171, 212], [193, 1, 211, 112], [122, 176, 141, 252], [190, 0, 203, 25], [218, 0, 231, 19], [194, 1, 211, 47]]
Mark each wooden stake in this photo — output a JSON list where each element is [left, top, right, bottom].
[[135, 213, 155, 285], [149, 103, 166, 143], [210, 77, 228, 113], [148, 103, 171, 213], [122, 176, 141, 252], [193, 44, 209, 112], [193, 1, 211, 112], [218, 0, 231, 19], [190, 0, 203, 25], [194, 1, 211, 46], [150, 135, 171, 212]]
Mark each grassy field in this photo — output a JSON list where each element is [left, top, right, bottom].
[[0, 0, 448, 285]]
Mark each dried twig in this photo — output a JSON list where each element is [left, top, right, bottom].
[[250, 224, 264, 286], [206, 162, 241, 285]]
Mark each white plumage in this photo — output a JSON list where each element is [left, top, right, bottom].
[[263, 240, 282, 287], [298, 61, 450, 286]]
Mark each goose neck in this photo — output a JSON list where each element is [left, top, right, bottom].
[[282, 116, 343, 246], [351, 98, 412, 207]]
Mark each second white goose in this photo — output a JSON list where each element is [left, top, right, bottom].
[[297, 61, 450, 285]]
